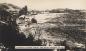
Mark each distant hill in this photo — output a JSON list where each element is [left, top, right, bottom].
[[0, 3, 20, 11], [0, 3, 21, 21]]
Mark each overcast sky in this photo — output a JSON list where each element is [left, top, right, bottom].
[[0, 0, 86, 10]]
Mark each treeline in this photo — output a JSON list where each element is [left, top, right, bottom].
[[49, 8, 85, 13]]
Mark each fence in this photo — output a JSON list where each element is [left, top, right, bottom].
[[0, 46, 65, 51]]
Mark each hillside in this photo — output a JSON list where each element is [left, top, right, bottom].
[[17, 9, 86, 49]]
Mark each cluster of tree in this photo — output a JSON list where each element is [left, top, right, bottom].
[[19, 6, 28, 16]]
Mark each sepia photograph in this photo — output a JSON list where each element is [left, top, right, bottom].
[[0, 0, 86, 51]]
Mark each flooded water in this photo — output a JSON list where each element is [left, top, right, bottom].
[[29, 13, 66, 23]]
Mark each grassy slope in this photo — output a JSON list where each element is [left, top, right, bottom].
[[18, 9, 86, 47]]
